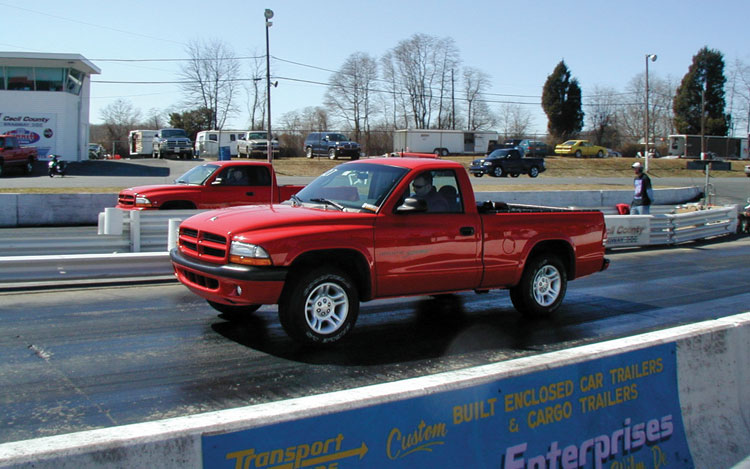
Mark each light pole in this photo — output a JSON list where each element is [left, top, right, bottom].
[[644, 54, 657, 172], [264, 9, 274, 163]]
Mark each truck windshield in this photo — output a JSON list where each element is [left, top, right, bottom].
[[488, 149, 512, 158], [175, 164, 219, 185], [162, 129, 188, 138], [292, 163, 408, 212]]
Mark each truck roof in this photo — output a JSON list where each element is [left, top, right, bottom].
[[353, 157, 463, 171]]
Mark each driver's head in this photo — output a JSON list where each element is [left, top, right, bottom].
[[412, 173, 433, 197]]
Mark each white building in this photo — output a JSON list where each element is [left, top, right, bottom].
[[0, 52, 100, 161]]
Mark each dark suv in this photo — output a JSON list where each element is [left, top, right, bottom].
[[304, 132, 361, 160]]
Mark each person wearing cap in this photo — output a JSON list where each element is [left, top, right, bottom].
[[631, 162, 654, 215]]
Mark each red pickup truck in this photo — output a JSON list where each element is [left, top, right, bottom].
[[171, 158, 609, 345], [116, 161, 303, 210], [0, 134, 37, 177]]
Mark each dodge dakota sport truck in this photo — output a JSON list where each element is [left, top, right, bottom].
[[116, 161, 303, 210], [170, 158, 609, 345], [0, 134, 37, 177]]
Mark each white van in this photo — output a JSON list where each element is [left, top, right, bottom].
[[128, 130, 158, 157], [194, 130, 245, 157]]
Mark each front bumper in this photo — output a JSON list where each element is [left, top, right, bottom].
[[469, 165, 490, 175], [170, 248, 287, 306]]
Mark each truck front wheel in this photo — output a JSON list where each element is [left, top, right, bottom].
[[493, 166, 504, 177], [509, 254, 567, 317], [328, 148, 337, 160], [279, 267, 359, 345]]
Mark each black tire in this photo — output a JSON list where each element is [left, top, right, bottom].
[[440, 148, 449, 157], [305, 147, 313, 158], [208, 300, 261, 318], [575, 150, 582, 158], [529, 167, 539, 178], [0, 163, 4, 177], [509, 254, 567, 317], [493, 166, 504, 177], [597, 150, 604, 158], [278, 267, 359, 345], [24, 159, 33, 175], [510, 173, 520, 178], [473, 173, 483, 178], [328, 148, 337, 160]]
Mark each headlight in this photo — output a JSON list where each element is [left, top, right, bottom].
[[134, 196, 153, 208], [229, 241, 272, 266], [483, 161, 493, 166]]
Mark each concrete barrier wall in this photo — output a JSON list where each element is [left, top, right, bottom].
[[1, 313, 747, 468], [0, 194, 117, 227], [0, 188, 700, 227]]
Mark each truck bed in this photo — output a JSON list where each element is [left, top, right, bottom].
[[477, 201, 601, 214]]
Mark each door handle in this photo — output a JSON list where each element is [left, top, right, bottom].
[[460, 226, 475, 236], [246, 192, 254, 196]]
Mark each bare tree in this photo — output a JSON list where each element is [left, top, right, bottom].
[[243, 50, 266, 130], [99, 98, 141, 155], [497, 103, 532, 139], [585, 85, 620, 146], [728, 58, 750, 135], [278, 106, 329, 133], [462, 67, 493, 130], [383, 34, 460, 129], [180, 38, 241, 130], [617, 73, 675, 143], [324, 52, 378, 141]]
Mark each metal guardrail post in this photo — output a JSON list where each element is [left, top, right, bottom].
[[130, 210, 141, 252], [167, 219, 181, 251]]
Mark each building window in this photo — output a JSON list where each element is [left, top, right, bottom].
[[35, 68, 65, 91], [66, 68, 84, 95], [0, 67, 5, 90], [7, 67, 34, 90]]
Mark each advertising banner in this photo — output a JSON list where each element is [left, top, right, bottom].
[[605, 216, 650, 247], [0, 112, 56, 157], [203, 343, 693, 468]]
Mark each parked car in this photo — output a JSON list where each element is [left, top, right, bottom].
[[519, 139, 549, 157], [607, 149, 622, 158], [304, 132, 360, 160], [554, 140, 608, 158], [744, 164, 750, 177], [88, 143, 105, 159], [470, 148, 545, 178]]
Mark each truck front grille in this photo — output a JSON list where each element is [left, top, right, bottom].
[[178, 227, 228, 262], [118, 194, 135, 206]]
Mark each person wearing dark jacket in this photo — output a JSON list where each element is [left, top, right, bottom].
[[631, 162, 653, 214]]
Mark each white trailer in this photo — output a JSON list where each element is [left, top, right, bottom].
[[393, 129, 499, 156], [128, 130, 157, 157], [194, 130, 245, 157]]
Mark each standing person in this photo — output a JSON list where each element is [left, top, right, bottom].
[[631, 162, 653, 215]]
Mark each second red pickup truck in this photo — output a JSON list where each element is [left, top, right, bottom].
[[0, 134, 37, 177], [171, 157, 609, 345], [116, 161, 303, 210]]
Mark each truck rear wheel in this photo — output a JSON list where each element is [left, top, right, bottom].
[[24, 159, 34, 175], [279, 267, 359, 345], [208, 300, 261, 319], [509, 254, 567, 317], [529, 167, 539, 178]]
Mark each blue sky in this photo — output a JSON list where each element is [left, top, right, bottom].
[[2, 0, 749, 135]]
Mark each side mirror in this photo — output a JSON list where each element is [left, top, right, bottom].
[[211, 178, 223, 185], [396, 197, 428, 213]]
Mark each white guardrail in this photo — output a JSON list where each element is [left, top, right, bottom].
[[0, 205, 741, 286]]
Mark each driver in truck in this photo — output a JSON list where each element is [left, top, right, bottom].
[[411, 172, 448, 212]]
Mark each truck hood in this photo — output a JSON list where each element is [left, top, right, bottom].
[[120, 184, 202, 196], [181, 204, 373, 239]]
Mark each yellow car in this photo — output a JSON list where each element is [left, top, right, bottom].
[[554, 140, 608, 158]]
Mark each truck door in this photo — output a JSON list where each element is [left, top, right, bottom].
[[374, 170, 482, 297], [201, 166, 274, 208]]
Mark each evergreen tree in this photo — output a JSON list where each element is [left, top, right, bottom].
[[542, 61, 584, 140], [169, 108, 212, 141], [673, 47, 729, 136]]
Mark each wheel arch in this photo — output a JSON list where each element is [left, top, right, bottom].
[[159, 200, 197, 210], [525, 239, 575, 280], [285, 248, 372, 301]]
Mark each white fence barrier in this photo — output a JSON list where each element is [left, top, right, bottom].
[[0, 206, 741, 286]]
